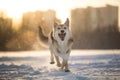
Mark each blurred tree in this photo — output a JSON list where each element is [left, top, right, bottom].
[[0, 17, 16, 51]]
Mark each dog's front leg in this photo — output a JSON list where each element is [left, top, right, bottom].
[[55, 56, 61, 67], [61, 59, 65, 69]]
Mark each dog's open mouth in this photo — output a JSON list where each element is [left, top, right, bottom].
[[58, 33, 66, 41]]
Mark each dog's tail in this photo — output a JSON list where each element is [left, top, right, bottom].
[[38, 26, 49, 49]]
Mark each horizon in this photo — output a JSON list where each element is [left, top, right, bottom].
[[0, 50, 120, 57]]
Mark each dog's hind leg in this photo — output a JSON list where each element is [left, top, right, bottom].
[[55, 56, 61, 67], [64, 61, 70, 72], [50, 53, 55, 64], [61, 59, 70, 72]]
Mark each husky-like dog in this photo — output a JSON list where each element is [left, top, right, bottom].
[[49, 18, 73, 72]]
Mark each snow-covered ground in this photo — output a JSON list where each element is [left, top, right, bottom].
[[0, 50, 120, 80]]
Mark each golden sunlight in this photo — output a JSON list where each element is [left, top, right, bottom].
[[0, 0, 71, 22], [0, 0, 119, 23]]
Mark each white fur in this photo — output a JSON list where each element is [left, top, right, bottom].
[[48, 18, 73, 72]]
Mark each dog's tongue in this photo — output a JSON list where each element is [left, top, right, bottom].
[[59, 33, 66, 41]]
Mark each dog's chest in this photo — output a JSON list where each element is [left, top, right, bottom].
[[56, 41, 68, 53]]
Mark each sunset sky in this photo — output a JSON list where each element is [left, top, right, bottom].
[[0, 0, 120, 25]]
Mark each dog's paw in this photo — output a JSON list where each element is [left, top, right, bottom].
[[65, 69, 70, 72], [50, 62, 55, 64]]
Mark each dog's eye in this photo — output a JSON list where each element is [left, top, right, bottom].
[[64, 27, 66, 29], [57, 28, 60, 30]]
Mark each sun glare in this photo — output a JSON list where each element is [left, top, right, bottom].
[[0, 0, 71, 22], [0, 0, 90, 22], [0, 0, 119, 23]]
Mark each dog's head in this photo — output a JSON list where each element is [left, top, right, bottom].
[[53, 18, 70, 41]]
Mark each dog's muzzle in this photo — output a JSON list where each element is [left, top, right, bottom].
[[58, 32, 66, 41]]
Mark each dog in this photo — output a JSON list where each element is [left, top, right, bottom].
[[49, 18, 73, 72]]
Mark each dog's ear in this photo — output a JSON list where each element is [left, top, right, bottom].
[[64, 18, 69, 27], [54, 22, 58, 28]]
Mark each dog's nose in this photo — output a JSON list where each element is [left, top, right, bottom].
[[61, 30, 64, 33]]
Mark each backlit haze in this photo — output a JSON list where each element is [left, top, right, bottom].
[[0, 0, 120, 25]]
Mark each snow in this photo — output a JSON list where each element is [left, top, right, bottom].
[[0, 50, 120, 80]]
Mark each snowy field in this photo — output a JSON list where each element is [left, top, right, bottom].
[[0, 50, 120, 80]]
